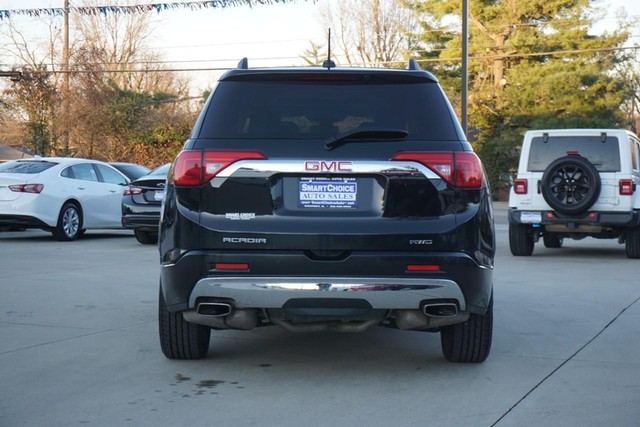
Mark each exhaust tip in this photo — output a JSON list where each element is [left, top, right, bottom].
[[197, 302, 232, 317], [423, 303, 458, 318]]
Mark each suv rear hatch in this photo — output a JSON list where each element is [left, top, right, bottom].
[[170, 70, 485, 255]]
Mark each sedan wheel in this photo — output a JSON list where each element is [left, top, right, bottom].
[[52, 202, 82, 241]]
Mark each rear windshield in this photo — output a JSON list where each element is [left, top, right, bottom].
[[198, 80, 459, 140], [0, 160, 57, 174], [527, 136, 621, 172]]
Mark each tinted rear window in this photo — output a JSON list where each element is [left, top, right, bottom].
[[0, 160, 57, 174], [198, 80, 459, 140], [528, 136, 621, 172]]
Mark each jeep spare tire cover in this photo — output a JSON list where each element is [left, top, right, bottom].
[[541, 155, 601, 215]]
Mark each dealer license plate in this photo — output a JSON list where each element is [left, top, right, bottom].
[[520, 211, 542, 224], [299, 177, 357, 209]]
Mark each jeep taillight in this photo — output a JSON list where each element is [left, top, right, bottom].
[[390, 151, 484, 188], [514, 179, 528, 194], [619, 179, 635, 195], [172, 150, 266, 186]]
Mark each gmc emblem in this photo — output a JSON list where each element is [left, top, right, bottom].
[[304, 161, 353, 172]]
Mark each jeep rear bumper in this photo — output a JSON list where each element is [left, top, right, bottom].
[[508, 209, 640, 228]]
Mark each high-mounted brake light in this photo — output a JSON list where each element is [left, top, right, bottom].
[[514, 179, 528, 194], [390, 151, 484, 188], [9, 183, 44, 193], [172, 150, 266, 186]]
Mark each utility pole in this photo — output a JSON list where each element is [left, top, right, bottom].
[[461, 0, 468, 137], [63, 0, 70, 155]]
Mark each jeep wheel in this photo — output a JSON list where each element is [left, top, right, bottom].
[[159, 285, 210, 359], [509, 224, 534, 256], [625, 227, 640, 259], [440, 295, 492, 363], [543, 233, 563, 248], [541, 155, 601, 215]]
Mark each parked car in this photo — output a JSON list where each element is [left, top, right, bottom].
[[158, 58, 495, 362], [508, 129, 640, 258], [0, 157, 129, 240], [109, 162, 150, 180], [121, 163, 171, 244]]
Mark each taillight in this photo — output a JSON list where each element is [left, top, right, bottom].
[[123, 185, 143, 195], [514, 179, 528, 194], [172, 150, 266, 186], [9, 183, 44, 193], [390, 151, 483, 188], [619, 179, 635, 195]]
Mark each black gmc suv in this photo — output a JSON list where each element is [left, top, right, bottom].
[[158, 58, 495, 362]]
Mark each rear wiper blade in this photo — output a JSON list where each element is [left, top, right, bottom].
[[324, 128, 408, 151]]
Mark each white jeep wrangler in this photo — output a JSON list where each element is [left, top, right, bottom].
[[508, 128, 640, 258]]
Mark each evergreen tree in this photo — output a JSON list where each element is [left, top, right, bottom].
[[406, 0, 632, 195]]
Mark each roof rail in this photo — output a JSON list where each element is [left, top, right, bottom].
[[407, 58, 420, 70], [237, 58, 248, 69]]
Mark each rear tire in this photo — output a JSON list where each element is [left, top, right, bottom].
[[543, 233, 563, 248], [52, 202, 82, 241], [159, 285, 210, 359], [134, 229, 157, 245], [625, 227, 640, 259], [440, 295, 493, 363], [509, 223, 534, 256]]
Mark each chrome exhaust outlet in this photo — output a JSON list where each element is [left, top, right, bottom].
[[196, 302, 232, 317], [423, 303, 458, 318]]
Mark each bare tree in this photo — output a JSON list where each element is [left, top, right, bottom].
[[318, 0, 417, 67]]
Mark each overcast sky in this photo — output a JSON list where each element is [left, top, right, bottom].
[[0, 0, 638, 93]]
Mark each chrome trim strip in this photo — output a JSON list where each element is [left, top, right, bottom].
[[189, 276, 466, 310], [210, 160, 441, 188]]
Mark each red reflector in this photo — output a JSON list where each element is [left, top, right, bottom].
[[214, 263, 249, 270], [619, 179, 634, 195], [391, 151, 483, 188], [514, 179, 528, 195], [546, 212, 555, 219], [407, 264, 440, 272], [172, 150, 266, 186], [566, 151, 580, 155], [588, 213, 596, 219]]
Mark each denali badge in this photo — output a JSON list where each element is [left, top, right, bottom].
[[410, 239, 433, 245], [223, 237, 267, 244]]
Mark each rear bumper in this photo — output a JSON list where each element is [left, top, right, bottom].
[[509, 209, 640, 228], [160, 250, 493, 316], [188, 276, 466, 309], [121, 214, 159, 231], [0, 214, 50, 230]]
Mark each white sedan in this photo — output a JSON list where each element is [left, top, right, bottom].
[[0, 157, 130, 241]]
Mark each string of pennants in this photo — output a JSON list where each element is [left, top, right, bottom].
[[0, 0, 297, 20]]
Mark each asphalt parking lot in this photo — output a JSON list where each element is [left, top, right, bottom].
[[1, 202, 639, 427]]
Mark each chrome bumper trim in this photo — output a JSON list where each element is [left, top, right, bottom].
[[189, 276, 466, 310]]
